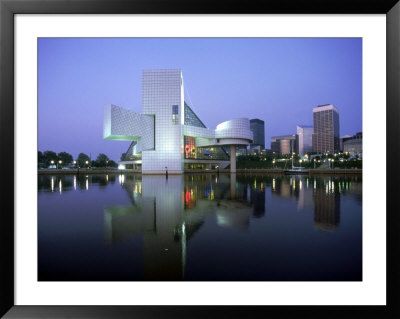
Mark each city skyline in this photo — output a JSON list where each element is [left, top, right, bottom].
[[38, 38, 362, 161]]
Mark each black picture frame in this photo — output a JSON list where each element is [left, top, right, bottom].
[[1, 0, 399, 318]]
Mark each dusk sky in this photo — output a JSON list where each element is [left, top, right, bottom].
[[38, 38, 362, 161]]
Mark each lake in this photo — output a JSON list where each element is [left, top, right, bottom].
[[38, 173, 362, 281]]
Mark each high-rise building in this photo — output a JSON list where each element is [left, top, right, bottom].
[[104, 69, 253, 174], [271, 135, 297, 155], [312, 104, 340, 154], [250, 119, 265, 150], [296, 125, 313, 156]]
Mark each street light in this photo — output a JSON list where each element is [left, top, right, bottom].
[[85, 160, 89, 168], [58, 160, 62, 169], [272, 159, 275, 169]]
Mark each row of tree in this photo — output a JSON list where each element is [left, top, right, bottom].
[[237, 154, 362, 169], [38, 151, 118, 168]]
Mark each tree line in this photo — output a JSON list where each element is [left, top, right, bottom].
[[38, 151, 118, 168], [237, 153, 362, 169]]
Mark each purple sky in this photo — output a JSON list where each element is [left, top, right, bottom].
[[38, 38, 362, 161]]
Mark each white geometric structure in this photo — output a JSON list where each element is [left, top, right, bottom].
[[103, 69, 253, 174], [104, 104, 154, 151]]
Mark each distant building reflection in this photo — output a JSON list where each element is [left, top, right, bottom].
[[38, 172, 363, 280], [269, 175, 345, 231], [250, 177, 266, 218], [38, 174, 116, 193], [37, 173, 363, 279], [313, 178, 341, 232], [271, 176, 299, 199]]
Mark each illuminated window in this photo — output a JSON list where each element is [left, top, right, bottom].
[[184, 136, 229, 160], [172, 105, 179, 124]]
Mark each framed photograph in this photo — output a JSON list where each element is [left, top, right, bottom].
[[1, 0, 399, 318]]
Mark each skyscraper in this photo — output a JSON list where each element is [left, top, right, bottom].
[[250, 119, 265, 150], [296, 125, 313, 155], [312, 104, 340, 154]]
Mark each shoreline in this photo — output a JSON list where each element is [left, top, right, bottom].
[[38, 168, 362, 175]]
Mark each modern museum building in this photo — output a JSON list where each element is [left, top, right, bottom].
[[103, 69, 253, 174]]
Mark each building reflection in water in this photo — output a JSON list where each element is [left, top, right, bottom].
[[313, 180, 341, 232], [103, 173, 257, 280], [102, 174, 355, 279], [38, 174, 360, 232], [38, 173, 361, 279], [270, 175, 352, 232], [250, 179, 266, 218], [38, 174, 117, 193]]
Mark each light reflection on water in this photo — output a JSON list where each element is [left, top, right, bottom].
[[38, 173, 362, 281]]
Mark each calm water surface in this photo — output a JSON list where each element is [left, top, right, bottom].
[[38, 173, 362, 281]]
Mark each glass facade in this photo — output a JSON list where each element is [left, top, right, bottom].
[[121, 141, 142, 161], [296, 125, 313, 155], [184, 102, 206, 128], [184, 136, 229, 160], [250, 119, 265, 149]]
